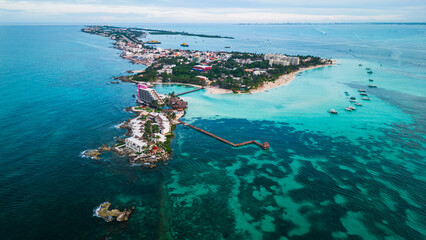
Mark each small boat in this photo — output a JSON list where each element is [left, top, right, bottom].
[[369, 79, 374, 82], [344, 92, 350, 96], [350, 97, 356, 100], [358, 89, 366, 92], [225, 46, 231, 48], [109, 81, 120, 84], [329, 109, 338, 114], [145, 40, 161, 44], [367, 71, 373, 74], [362, 97, 371, 100], [345, 107, 353, 111], [349, 106, 356, 110], [354, 102, 363, 106], [360, 92, 368, 96], [368, 84, 377, 88], [365, 68, 371, 70], [180, 43, 189, 47], [359, 64, 363, 66]]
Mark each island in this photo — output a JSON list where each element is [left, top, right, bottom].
[[82, 25, 333, 167]]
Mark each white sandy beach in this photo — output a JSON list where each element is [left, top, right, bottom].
[[249, 63, 333, 94]]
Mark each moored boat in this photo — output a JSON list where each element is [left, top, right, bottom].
[[369, 79, 374, 82], [354, 102, 363, 106], [368, 84, 377, 88], [367, 71, 373, 74], [344, 92, 349, 96], [329, 109, 338, 114], [145, 40, 161, 44], [358, 89, 366, 92], [180, 43, 189, 47], [360, 92, 368, 96], [345, 106, 353, 111], [362, 97, 371, 100]]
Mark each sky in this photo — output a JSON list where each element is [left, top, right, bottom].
[[0, 0, 425, 24]]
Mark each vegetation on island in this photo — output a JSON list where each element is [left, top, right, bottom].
[[145, 28, 234, 39], [132, 52, 328, 93]]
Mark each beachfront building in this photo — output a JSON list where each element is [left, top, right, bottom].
[[129, 118, 145, 137], [138, 84, 164, 104], [125, 137, 147, 152], [264, 53, 300, 66], [147, 112, 171, 135]]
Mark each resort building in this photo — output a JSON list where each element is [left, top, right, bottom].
[[138, 84, 164, 104], [129, 118, 145, 138], [147, 112, 171, 134], [170, 97, 188, 111], [264, 53, 300, 66], [125, 137, 147, 152]]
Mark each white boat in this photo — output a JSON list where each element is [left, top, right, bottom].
[[362, 97, 371, 100], [354, 102, 363, 106], [329, 109, 338, 114], [368, 84, 377, 88]]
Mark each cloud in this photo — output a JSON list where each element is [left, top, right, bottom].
[[0, 0, 424, 23]]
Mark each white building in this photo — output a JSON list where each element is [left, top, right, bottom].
[[125, 137, 147, 152], [147, 112, 171, 134], [138, 88, 164, 104], [154, 133, 167, 143], [129, 118, 145, 137], [264, 53, 300, 66]]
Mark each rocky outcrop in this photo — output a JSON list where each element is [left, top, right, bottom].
[[94, 202, 132, 222], [85, 149, 102, 160], [99, 144, 111, 152], [84, 145, 111, 160]]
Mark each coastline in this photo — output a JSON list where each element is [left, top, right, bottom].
[[250, 62, 335, 94], [147, 63, 335, 95]]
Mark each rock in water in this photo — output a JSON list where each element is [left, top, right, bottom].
[[94, 202, 131, 222]]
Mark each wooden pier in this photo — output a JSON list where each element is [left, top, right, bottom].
[[175, 87, 203, 96], [178, 120, 270, 150]]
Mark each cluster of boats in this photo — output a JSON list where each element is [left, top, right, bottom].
[[329, 88, 372, 115]]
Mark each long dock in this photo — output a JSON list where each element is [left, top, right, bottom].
[[175, 87, 203, 96], [178, 120, 270, 150]]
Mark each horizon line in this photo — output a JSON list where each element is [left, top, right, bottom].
[[0, 22, 425, 26]]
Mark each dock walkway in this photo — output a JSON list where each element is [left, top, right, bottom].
[[178, 120, 269, 150], [175, 87, 203, 96]]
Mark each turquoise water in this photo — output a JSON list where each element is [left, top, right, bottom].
[[0, 24, 425, 239]]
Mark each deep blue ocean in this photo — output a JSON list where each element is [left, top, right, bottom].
[[0, 24, 425, 240]]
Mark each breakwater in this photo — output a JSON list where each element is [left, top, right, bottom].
[[178, 120, 270, 150]]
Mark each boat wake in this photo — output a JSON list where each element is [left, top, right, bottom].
[[112, 122, 124, 129]]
